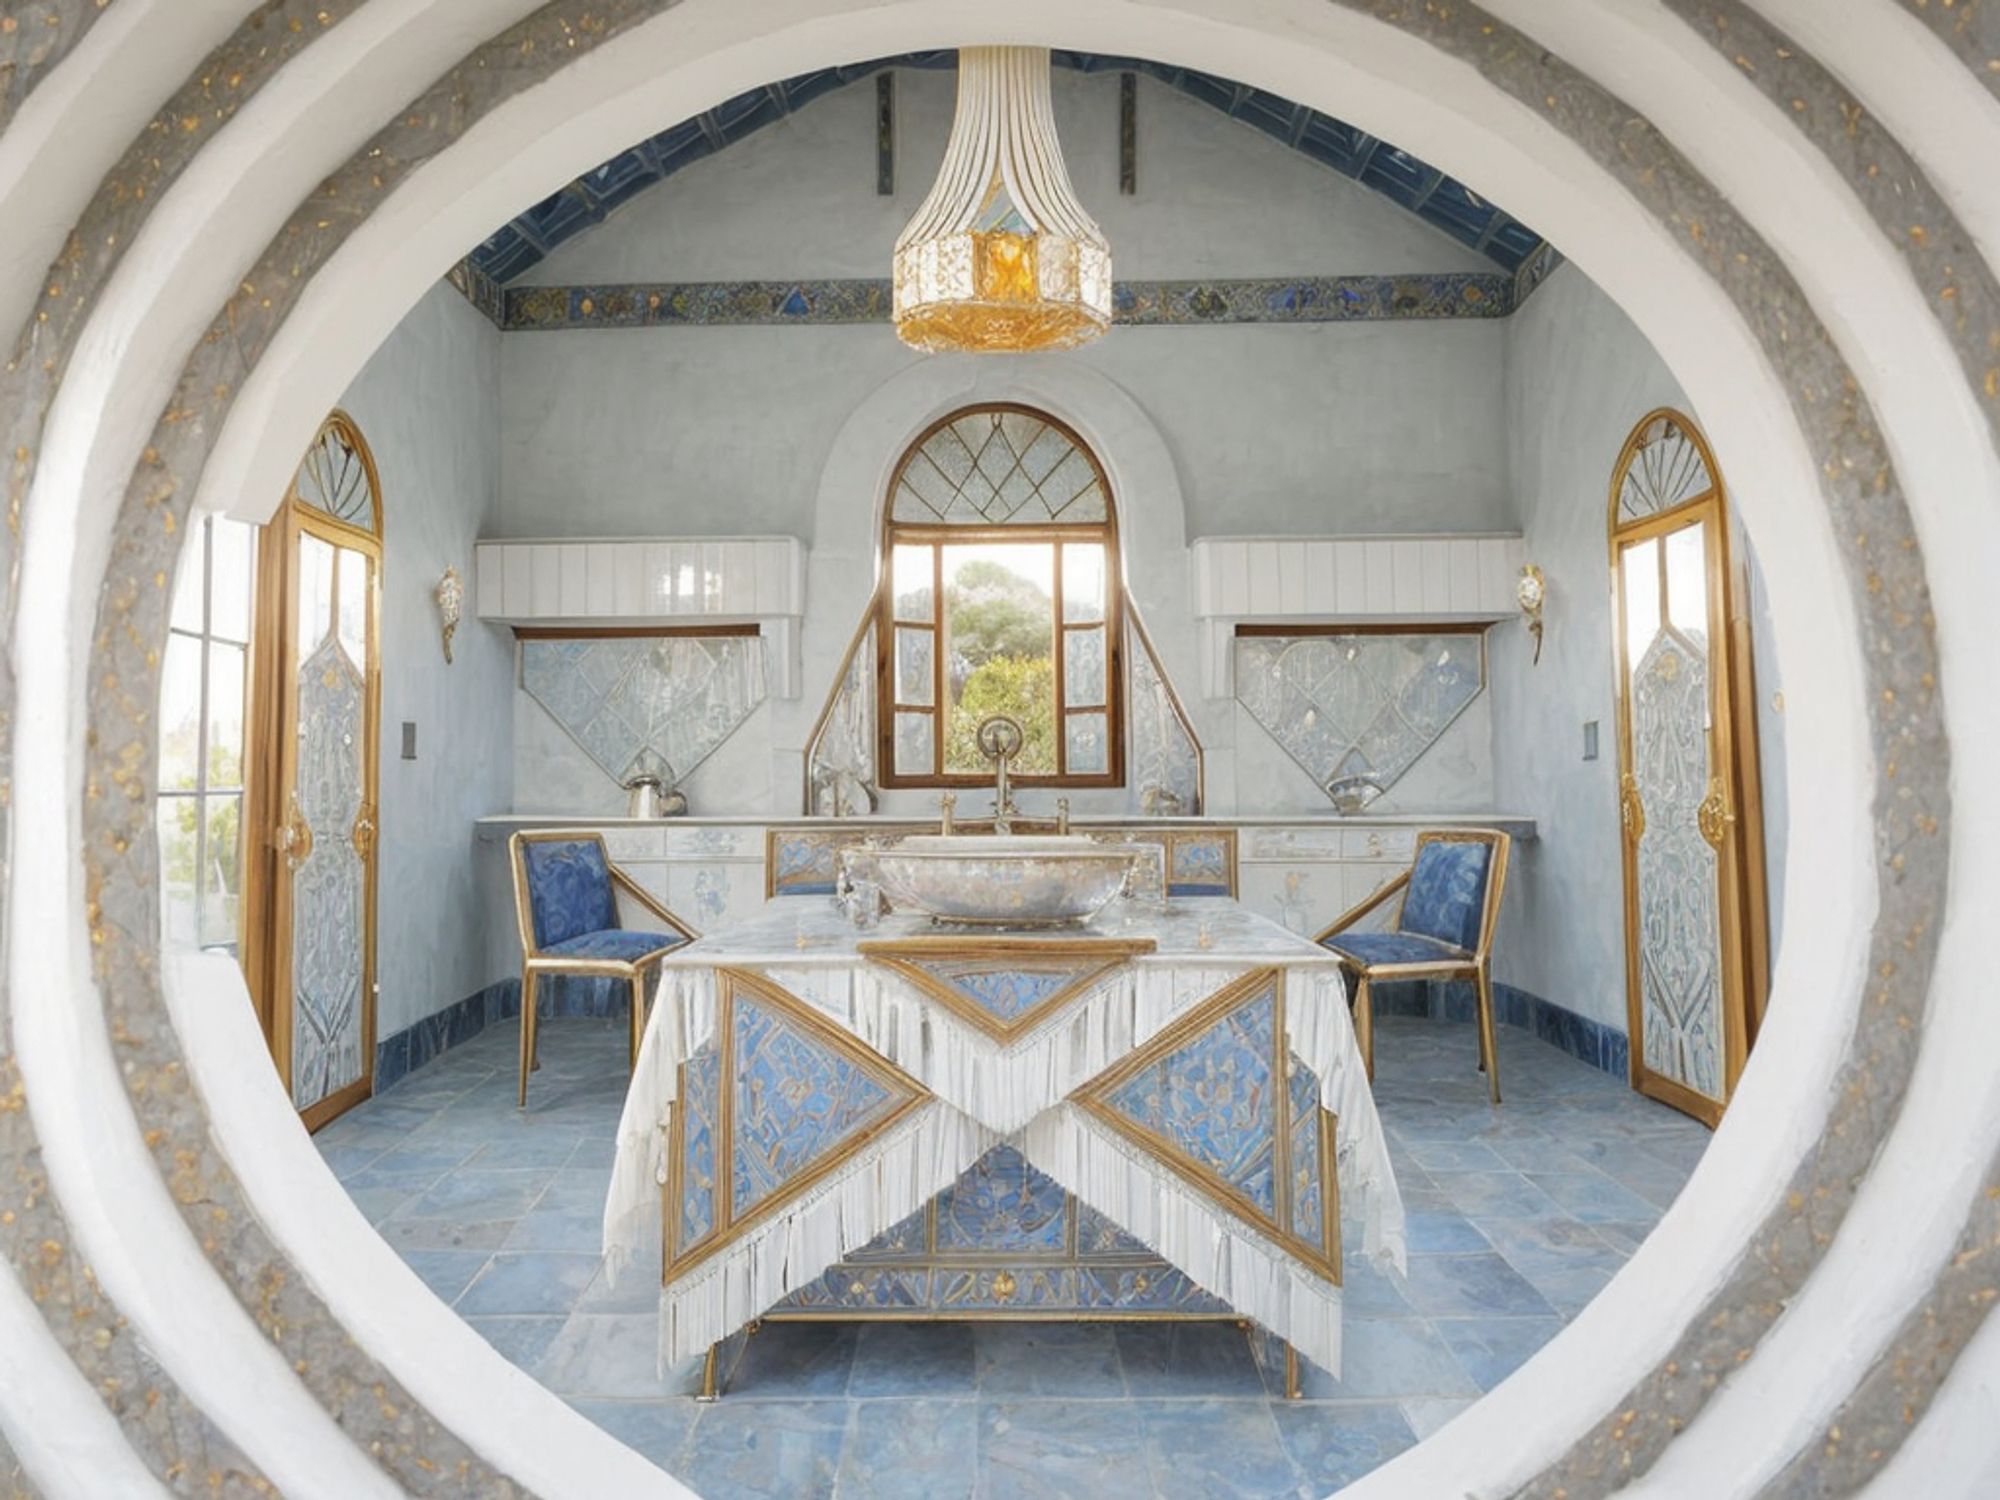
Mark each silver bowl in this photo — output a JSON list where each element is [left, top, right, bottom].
[[869, 835, 1143, 927]]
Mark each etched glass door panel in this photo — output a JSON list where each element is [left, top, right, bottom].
[[1619, 527, 1725, 1104], [248, 413, 382, 1131], [288, 541, 373, 1111], [1609, 409, 1763, 1127]]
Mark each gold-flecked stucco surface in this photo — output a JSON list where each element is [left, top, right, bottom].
[[0, 0, 1990, 1493]]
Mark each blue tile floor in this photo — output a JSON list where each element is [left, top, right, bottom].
[[314, 1014, 1709, 1497]]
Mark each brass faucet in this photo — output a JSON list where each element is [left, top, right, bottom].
[[939, 791, 956, 836], [974, 715, 1024, 836]]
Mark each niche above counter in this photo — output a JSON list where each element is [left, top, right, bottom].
[[474, 535, 806, 695]]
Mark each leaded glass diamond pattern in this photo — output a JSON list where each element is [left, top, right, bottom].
[[1234, 634, 1483, 806], [892, 410, 1107, 525], [521, 635, 766, 786]]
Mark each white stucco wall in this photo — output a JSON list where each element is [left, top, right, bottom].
[[1491, 262, 1786, 1031], [336, 282, 515, 1037]]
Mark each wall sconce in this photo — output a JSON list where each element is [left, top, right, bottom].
[[434, 565, 463, 664], [1515, 563, 1546, 665]]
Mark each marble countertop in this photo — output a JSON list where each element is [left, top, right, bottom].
[[476, 810, 1538, 833], [659, 895, 1342, 969]]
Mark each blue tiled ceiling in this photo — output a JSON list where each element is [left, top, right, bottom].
[[469, 51, 1550, 284]]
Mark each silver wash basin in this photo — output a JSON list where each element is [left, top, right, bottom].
[[867, 835, 1142, 927]]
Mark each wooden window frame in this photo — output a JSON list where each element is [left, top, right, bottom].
[[876, 404, 1125, 790]]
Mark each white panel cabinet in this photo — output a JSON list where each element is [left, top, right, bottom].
[[1190, 533, 1527, 695]]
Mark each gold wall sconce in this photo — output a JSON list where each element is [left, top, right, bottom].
[[434, 565, 463, 663], [1516, 563, 1546, 665]]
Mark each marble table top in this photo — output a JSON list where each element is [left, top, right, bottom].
[[658, 895, 1345, 970]]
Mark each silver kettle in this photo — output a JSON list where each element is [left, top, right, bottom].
[[624, 773, 665, 819]]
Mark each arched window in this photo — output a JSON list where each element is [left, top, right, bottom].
[[878, 404, 1123, 787]]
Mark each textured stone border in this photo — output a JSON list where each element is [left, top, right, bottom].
[[490, 270, 1520, 330], [0, 1, 1989, 1495]]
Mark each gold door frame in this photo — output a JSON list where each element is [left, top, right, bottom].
[[1608, 409, 1770, 1126], [243, 411, 384, 1131]]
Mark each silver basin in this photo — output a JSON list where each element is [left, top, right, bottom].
[[868, 835, 1142, 927]]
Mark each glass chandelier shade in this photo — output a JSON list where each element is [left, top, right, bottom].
[[893, 47, 1113, 354]]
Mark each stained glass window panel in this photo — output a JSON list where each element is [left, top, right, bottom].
[[895, 627, 934, 706], [1064, 626, 1106, 708], [892, 409, 1106, 525], [1066, 712, 1109, 775], [894, 712, 934, 778]]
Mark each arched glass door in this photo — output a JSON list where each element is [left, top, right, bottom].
[[244, 412, 383, 1130], [1609, 410, 1768, 1126]]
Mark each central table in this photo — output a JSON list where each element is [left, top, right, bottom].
[[603, 896, 1405, 1381]]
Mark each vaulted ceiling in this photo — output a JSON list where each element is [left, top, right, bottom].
[[469, 51, 1550, 285]]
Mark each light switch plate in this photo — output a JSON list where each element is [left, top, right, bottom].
[[1582, 720, 1599, 761], [401, 721, 417, 760]]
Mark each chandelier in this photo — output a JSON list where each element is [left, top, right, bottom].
[[893, 47, 1112, 354]]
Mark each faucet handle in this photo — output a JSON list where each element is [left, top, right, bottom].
[[1056, 797, 1070, 835], [939, 791, 956, 836]]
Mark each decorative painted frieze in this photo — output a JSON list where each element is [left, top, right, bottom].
[[494, 272, 1524, 331]]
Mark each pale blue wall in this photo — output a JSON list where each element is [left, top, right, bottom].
[[339, 282, 515, 1037]]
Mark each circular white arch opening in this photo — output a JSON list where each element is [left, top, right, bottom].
[[20, 1, 1983, 1496]]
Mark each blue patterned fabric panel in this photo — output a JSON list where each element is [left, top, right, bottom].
[[730, 993, 902, 1218], [542, 928, 682, 962], [922, 962, 1079, 1025], [1076, 1201, 1153, 1256], [1323, 930, 1469, 967], [772, 832, 840, 895], [935, 1144, 1068, 1255], [1104, 982, 1279, 1216], [1168, 835, 1232, 896], [1289, 1056, 1326, 1252], [520, 838, 617, 949], [846, 1204, 929, 1263], [769, 1260, 1225, 1314], [1399, 839, 1492, 952], [776, 1264, 932, 1311], [679, 1044, 720, 1250]]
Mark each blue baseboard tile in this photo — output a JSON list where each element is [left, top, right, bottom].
[[375, 973, 643, 1094], [1353, 977, 1628, 1080]]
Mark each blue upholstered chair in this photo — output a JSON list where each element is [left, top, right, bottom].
[[1316, 829, 1511, 1104], [508, 830, 698, 1108]]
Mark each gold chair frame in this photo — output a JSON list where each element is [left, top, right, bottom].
[[507, 829, 699, 1108], [1314, 828, 1512, 1105]]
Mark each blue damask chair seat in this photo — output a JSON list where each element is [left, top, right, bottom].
[[510, 830, 699, 1108], [542, 929, 685, 963], [1316, 829, 1511, 1104], [1321, 931, 1468, 968]]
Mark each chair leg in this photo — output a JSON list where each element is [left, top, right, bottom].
[[1474, 965, 1502, 1106], [1353, 974, 1375, 1081], [518, 969, 540, 1109]]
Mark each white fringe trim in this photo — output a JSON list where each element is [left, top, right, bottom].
[[657, 1104, 993, 1366], [1285, 968, 1409, 1275], [1021, 1105, 1345, 1376]]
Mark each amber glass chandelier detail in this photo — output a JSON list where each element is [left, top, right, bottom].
[[893, 47, 1113, 354]]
